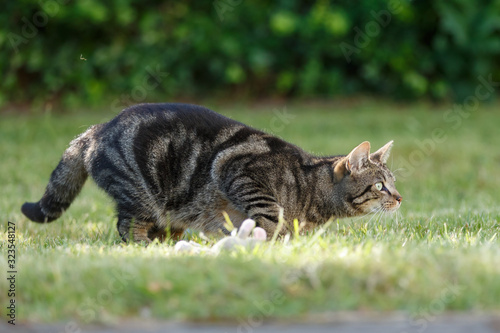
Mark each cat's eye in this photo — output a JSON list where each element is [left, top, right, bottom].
[[375, 182, 383, 191]]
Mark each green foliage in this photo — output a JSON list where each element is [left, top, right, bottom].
[[1, 0, 500, 109]]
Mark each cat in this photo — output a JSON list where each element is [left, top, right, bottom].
[[22, 103, 402, 243]]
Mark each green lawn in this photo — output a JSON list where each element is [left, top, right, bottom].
[[1, 100, 500, 325]]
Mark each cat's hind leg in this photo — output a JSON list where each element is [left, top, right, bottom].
[[130, 220, 153, 244], [118, 215, 184, 243], [147, 226, 185, 242], [117, 215, 132, 242], [117, 215, 151, 244], [147, 225, 166, 242]]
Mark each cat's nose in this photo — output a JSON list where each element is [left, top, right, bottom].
[[394, 195, 402, 204]]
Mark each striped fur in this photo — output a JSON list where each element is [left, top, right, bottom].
[[21, 103, 402, 243]]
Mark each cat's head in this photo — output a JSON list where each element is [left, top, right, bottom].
[[334, 141, 402, 216]]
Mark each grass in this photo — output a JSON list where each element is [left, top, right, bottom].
[[1, 100, 500, 324]]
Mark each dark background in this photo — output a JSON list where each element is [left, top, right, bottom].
[[2, 0, 500, 112]]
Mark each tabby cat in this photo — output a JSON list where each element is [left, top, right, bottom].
[[22, 103, 402, 242]]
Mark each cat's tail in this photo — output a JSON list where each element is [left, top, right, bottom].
[[21, 127, 95, 223]]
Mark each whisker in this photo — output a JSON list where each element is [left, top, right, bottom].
[[391, 167, 404, 174], [352, 209, 375, 222], [366, 207, 383, 225], [377, 208, 386, 223]]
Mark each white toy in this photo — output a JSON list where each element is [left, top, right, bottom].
[[174, 219, 266, 254]]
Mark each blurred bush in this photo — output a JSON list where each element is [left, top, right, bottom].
[[1, 0, 499, 110]]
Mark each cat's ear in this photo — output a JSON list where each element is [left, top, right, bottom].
[[335, 141, 371, 179], [370, 140, 393, 164], [346, 141, 371, 172]]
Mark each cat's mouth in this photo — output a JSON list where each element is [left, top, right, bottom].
[[366, 200, 401, 214], [381, 200, 402, 212]]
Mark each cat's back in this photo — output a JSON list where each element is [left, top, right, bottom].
[[103, 103, 244, 135]]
